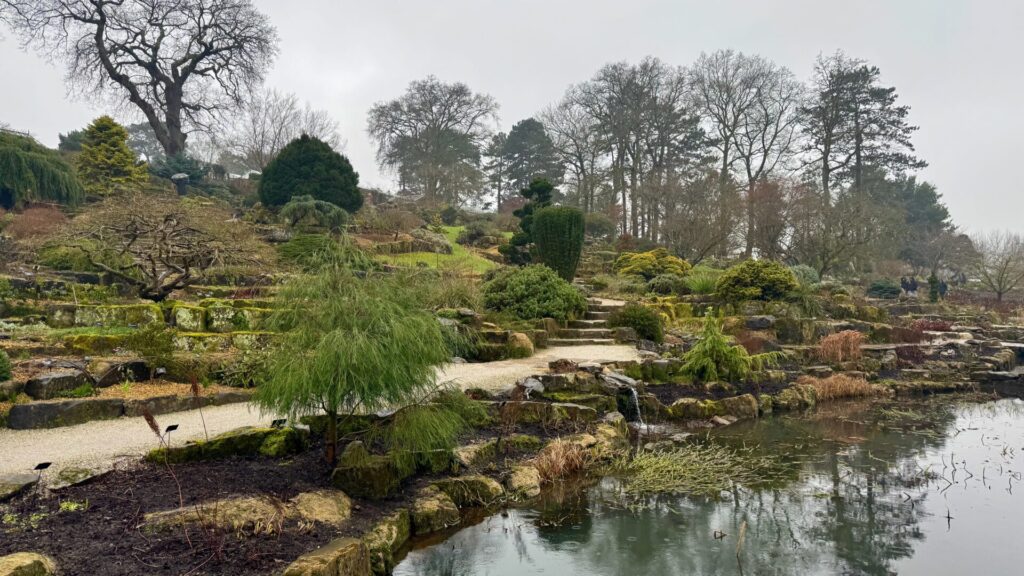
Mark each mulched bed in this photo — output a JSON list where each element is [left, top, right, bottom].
[[644, 379, 790, 406], [0, 444, 409, 576]]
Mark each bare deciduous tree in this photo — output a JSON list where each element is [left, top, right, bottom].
[[973, 231, 1024, 302], [223, 88, 341, 172], [0, 0, 278, 156]]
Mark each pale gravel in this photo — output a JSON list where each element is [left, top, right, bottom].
[[0, 345, 639, 477]]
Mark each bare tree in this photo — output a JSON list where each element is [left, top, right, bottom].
[[732, 62, 803, 256], [62, 193, 268, 301], [539, 90, 606, 213], [224, 88, 341, 172], [973, 231, 1024, 302], [0, 0, 278, 157]]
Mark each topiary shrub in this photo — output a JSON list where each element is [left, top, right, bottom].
[[0, 349, 11, 382], [613, 248, 690, 281], [259, 134, 362, 212], [533, 206, 585, 281], [608, 302, 664, 343], [483, 265, 587, 321], [715, 259, 798, 304], [279, 195, 348, 232], [866, 279, 901, 299]]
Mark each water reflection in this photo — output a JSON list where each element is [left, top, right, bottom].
[[395, 398, 1024, 576]]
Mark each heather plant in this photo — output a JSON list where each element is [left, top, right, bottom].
[[816, 330, 865, 363]]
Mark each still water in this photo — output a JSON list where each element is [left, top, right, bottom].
[[394, 397, 1024, 575]]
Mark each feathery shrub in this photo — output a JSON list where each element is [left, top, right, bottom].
[[680, 316, 785, 383], [0, 131, 83, 208], [715, 259, 798, 304], [76, 116, 149, 196]]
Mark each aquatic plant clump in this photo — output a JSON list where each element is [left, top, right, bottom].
[[795, 374, 886, 402], [610, 444, 783, 496]]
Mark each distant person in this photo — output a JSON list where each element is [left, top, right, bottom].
[[900, 276, 910, 294], [939, 280, 948, 299], [908, 277, 919, 297]]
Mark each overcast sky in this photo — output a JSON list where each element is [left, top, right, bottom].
[[1, 0, 1020, 232]]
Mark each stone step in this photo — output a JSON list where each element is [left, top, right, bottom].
[[588, 304, 624, 313], [585, 311, 611, 321], [558, 328, 614, 339], [547, 338, 617, 347], [569, 319, 607, 329]]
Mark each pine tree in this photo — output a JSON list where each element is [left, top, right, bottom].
[[76, 116, 149, 196]]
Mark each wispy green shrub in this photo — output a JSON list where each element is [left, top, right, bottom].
[[277, 233, 373, 272], [680, 316, 785, 383], [609, 302, 664, 343], [279, 194, 349, 232], [483, 265, 587, 321], [0, 131, 83, 208], [254, 257, 454, 464]]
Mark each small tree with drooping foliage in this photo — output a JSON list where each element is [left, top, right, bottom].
[[254, 258, 454, 465], [259, 134, 362, 212], [533, 205, 584, 281], [75, 116, 149, 196], [0, 131, 83, 209]]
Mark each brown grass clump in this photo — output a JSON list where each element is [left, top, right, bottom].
[[533, 439, 592, 483], [911, 319, 952, 332], [796, 374, 885, 401], [817, 330, 865, 363], [2, 205, 68, 240]]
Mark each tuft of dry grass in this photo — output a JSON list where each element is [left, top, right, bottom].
[[533, 439, 592, 483], [911, 319, 952, 332], [817, 330, 866, 363], [796, 374, 886, 401]]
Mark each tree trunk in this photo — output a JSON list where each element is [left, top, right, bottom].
[[325, 411, 338, 466]]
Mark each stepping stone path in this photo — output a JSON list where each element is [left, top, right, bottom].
[[547, 299, 624, 347]]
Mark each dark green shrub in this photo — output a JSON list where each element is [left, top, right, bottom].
[[715, 259, 798, 304], [259, 135, 362, 212], [533, 206, 585, 281], [866, 279, 901, 299], [0, 349, 11, 381], [439, 206, 459, 225], [456, 221, 501, 247], [499, 178, 554, 265], [613, 248, 690, 280], [609, 302, 664, 343], [584, 212, 618, 242], [789, 264, 820, 287], [483, 265, 587, 321], [0, 131, 83, 208], [647, 273, 685, 295], [150, 152, 208, 182], [279, 195, 349, 232]]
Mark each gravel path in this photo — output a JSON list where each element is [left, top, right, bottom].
[[0, 345, 639, 477]]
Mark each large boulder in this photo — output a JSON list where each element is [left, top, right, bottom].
[[92, 360, 150, 387], [667, 398, 723, 420], [410, 228, 453, 254], [505, 465, 542, 500], [718, 394, 759, 420], [364, 510, 411, 576], [433, 475, 504, 508], [452, 434, 542, 468], [23, 369, 93, 400], [331, 441, 411, 500], [0, 474, 37, 503], [145, 496, 286, 534], [6, 398, 125, 429], [291, 490, 352, 527], [506, 332, 534, 359], [410, 487, 460, 535], [282, 538, 370, 576], [146, 426, 308, 463], [773, 384, 817, 411], [0, 553, 57, 576]]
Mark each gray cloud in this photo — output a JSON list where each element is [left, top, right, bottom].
[[1, 0, 1019, 232]]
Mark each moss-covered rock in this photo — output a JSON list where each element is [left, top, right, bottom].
[[506, 332, 534, 359], [331, 441, 411, 500], [0, 474, 37, 503], [0, 552, 57, 576], [173, 332, 231, 353], [505, 465, 542, 500], [6, 398, 125, 429], [282, 538, 370, 576], [494, 401, 598, 426], [63, 333, 130, 355], [364, 509, 411, 576], [433, 475, 504, 508], [144, 496, 285, 534], [773, 384, 817, 411], [452, 434, 542, 469], [539, 392, 616, 412], [667, 398, 724, 420], [73, 304, 163, 328], [172, 304, 206, 332], [718, 394, 759, 420], [291, 490, 352, 527], [145, 426, 307, 463], [410, 486, 460, 535]]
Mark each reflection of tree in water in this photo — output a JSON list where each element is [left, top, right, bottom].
[[397, 398, 971, 576]]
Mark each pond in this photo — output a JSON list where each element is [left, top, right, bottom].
[[394, 397, 1024, 576]]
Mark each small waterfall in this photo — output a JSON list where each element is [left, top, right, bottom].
[[628, 385, 645, 431]]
